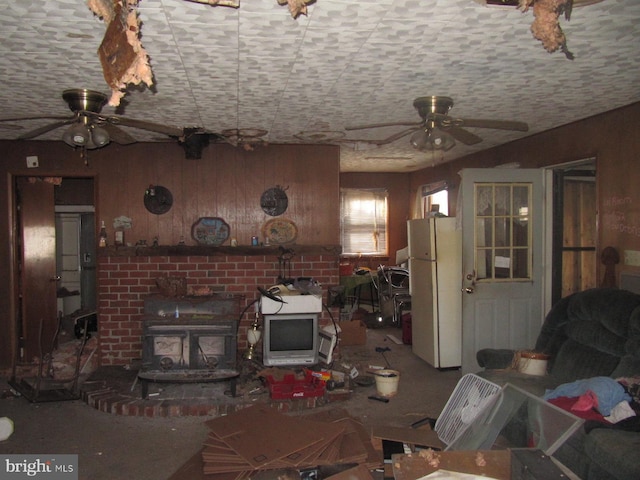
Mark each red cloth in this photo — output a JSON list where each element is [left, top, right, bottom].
[[548, 396, 608, 423], [572, 390, 599, 412]]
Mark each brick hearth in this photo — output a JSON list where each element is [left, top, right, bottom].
[[80, 365, 347, 417]]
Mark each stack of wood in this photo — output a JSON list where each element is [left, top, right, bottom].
[[201, 405, 382, 479]]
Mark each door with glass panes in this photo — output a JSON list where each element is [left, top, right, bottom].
[[459, 168, 544, 374]]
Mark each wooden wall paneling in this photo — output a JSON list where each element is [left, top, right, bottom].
[[215, 147, 242, 242], [96, 151, 122, 241], [218, 146, 241, 243], [302, 149, 337, 243], [114, 154, 133, 243], [242, 150, 267, 244], [126, 151, 152, 246], [194, 150, 213, 224], [152, 158, 177, 245], [180, 157, 200, 245]]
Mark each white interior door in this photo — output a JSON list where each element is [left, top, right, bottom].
[[460, 168, 545, 374], [55, 213, 82, 315]]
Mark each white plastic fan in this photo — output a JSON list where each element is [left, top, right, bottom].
[[434, 373, 502, 450]]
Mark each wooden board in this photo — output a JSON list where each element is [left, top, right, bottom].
[[392, 451, 511, 480]]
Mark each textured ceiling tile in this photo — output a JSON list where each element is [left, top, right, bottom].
[[0, 0, 638, 171]]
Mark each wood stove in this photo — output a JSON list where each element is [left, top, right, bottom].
[[138, 294, 241, 398]]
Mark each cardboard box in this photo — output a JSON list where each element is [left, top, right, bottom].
[[339, 320, 367, 346]]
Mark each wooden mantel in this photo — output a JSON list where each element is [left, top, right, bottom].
[[97, 244, 342, 257]]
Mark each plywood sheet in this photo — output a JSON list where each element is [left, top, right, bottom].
[[392, 450, 510, 480]]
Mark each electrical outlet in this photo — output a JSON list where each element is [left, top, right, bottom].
[[26, 156, 39, 168], [624, 250, 640, 267]]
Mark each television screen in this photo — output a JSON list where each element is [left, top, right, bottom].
[[262, 313, 319, 366], [270, 317, 314, 351]]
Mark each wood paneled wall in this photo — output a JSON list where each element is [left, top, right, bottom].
[[0, 140, 340, 368], [94, 143, 340, 247]]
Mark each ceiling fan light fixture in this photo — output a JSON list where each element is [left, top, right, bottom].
[[63, 122, 91, 147], [91, 125, 110, 148], [410, 127, 456, 152]]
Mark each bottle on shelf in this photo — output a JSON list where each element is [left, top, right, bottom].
[[99, 221, 108, 247]]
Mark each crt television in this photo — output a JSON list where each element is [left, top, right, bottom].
[[262, 313, 319, 366]]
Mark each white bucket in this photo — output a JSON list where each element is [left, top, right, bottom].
[[375, 369, 400, 397], [517, 352, 549, 376]]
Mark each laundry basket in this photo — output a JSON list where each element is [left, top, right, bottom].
[[434, 373, 502, 450]]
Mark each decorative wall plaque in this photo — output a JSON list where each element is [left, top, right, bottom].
[[144, 185, 173, 215], [262, 218, 297, 244], [260, 186, 289, 216], [191, 217, 230, 246]]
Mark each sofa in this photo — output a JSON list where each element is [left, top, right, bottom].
[[476, 288, 640, 480]]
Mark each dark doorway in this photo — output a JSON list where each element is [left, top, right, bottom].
[[551, 160, 597, 306], [14, 176, 95, 363]]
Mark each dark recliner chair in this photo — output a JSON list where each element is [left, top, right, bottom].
[[476, 288, 640, 480]]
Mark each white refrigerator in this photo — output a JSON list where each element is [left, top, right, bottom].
[[408, 217, 462, 368]]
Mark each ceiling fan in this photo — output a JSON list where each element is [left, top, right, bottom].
[[345, 96, 529, 152], [0, 89, 185, 149]]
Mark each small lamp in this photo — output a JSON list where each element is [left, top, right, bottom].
[[244, 315, 262, 360]]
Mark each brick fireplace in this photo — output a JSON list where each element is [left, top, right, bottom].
[[96, 246, 341, 367]]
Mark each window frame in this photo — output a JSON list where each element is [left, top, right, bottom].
[[340, 188, 389, 256]]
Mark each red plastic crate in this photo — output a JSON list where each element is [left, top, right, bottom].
[[265, 372, 326, 399]]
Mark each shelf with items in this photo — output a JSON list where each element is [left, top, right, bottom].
[[97, 244, 342, 257]]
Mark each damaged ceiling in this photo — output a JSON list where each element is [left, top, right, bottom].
[[0, 0, 638, 172]]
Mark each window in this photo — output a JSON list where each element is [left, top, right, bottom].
[[340, 188, 388, 255], [424, 189, 449, 217], [419, 181, 449, 217], [474, 182, 532, 281]]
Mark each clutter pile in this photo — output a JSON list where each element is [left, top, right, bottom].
[[170, 404, 382, 479]]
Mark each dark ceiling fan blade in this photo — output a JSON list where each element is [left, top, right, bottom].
[[441, 126, 483, 145], [345, 121, 422, 131], [442, 116, 529, 132], [102, 123, 137, 145], [17, 119, 76, 140], [85, 112, 184, 137], [343, 126, 420, 146], [0, 114, 75, 122]]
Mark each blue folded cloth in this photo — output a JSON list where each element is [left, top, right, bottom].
[[543, 377, 631, 416]]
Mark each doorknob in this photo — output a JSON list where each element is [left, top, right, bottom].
[[462, 270, 476, 294], [50, 276, 61, 282]]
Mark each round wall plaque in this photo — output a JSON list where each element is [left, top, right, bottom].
[[262, 218, 297, 244], [260, 186, 288, 216], [144, 185, 173, 215], [191, 217, 230, 246]]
